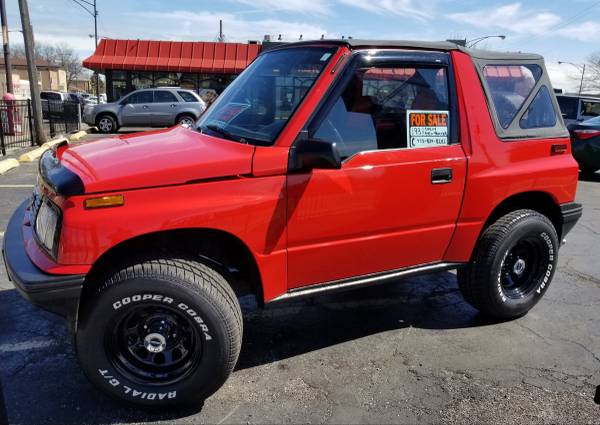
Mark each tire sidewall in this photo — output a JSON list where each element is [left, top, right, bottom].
[[487, 215, 558, 316], [76, 278, 231, 407], [96, 115, 116, 133]]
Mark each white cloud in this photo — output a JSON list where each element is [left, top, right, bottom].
[[231, 0, 332, 16], [134, 11, 331, 42], [546, 62, 580, 93], [557, 21, 600, 42], [449, 3, 560, 36], [339, 0, 432, 21]]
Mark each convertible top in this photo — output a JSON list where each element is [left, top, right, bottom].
[[269, 39, 543, 61]]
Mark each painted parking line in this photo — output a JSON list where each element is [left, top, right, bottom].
[[0, 339, 55, 353], [0, 184, 34, 188]]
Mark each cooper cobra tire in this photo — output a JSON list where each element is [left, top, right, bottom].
[[457, 209, 559, 320], [76, 256, 242, 407]]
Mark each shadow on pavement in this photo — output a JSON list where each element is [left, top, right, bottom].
[[579, 171, 600, 182], [0, 271, 498, 425]]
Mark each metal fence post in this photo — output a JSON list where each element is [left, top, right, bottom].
[[27, 99, 36, 146], [0, 110, 5, 156]]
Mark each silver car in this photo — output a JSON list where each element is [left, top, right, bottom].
[[83, 88, 207, 133]]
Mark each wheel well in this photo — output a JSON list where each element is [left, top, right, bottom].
[[484, 191, 563, 239], [175, 112, 196, 123], [81, 229, 263, 311]]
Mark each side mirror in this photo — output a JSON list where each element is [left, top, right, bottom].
[[289, 136, 342, 171]]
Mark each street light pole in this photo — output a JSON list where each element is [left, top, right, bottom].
[[467, 35, 506, 48], [558, 61, 586, 96], [18, 0, 46, 144], [0, 0, 13, 93], [71, 0, 99, 99]]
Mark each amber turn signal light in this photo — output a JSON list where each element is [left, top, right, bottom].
[[84, 195, 124, 209]]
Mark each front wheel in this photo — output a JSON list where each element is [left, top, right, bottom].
[[176, 114, 196, 128], [458, 210, 559, 319], [76, 257, 242, 407], [96, 115, 118, 133]]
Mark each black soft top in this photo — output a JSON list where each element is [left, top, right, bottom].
[[270, 39, 543, 61]]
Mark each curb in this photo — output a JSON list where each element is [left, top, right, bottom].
[[0, 158, 20, 175], [17, 128, 92, 163]]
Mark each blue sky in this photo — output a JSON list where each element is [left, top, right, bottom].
[[5, 0, 600, 91]]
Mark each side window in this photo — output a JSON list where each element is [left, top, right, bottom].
[[313, 65, 450, 159], [178, 91, 199, 102], [556, 96, 578, 119], [127, 91, 153, 104], [581, 100, 600, 117], [520, 86, 557, 129], [483, 65, 542, 128], [154, 90, 178, 103]]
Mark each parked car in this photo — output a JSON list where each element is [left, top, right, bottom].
[[568, 116, 600, 174], [3, 39, 581, 408], [556, 94, 600, 126], [83, 88, 207, 133], [40, 90, 70, 102]]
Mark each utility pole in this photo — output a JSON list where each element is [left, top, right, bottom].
[[0, 0, 13, 93], [71, 0, 99, 99], [18, 0, 46, 143], [578, 64, 586, 96]]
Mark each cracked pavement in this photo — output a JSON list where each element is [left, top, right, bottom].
[[0, 153, 599, 424]]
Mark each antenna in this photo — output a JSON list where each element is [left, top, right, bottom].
[[217, 19, 225, 42]]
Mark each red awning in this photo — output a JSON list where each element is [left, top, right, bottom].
[[83, 39, 262, 74]]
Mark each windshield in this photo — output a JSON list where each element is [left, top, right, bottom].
[[197, 46, 337, 145]]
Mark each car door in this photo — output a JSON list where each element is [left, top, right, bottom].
[[153, 90, 180, 126], [286, 52, 467, 288], [119, 90, 154, 126]]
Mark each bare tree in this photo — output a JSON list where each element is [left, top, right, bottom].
[[583, 53, 600, 93], [11, 41, 83, 89]]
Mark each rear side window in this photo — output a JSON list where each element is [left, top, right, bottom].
[[154, 91, 178, 103], [557, 96, 578, 119], [178, 91, 199, 102], [581, 100, 600, 117], [483, 65, 542, 128], [520, 86, 557, 129]]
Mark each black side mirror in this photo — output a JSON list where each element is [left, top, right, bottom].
[[289, 136, 342, 172]]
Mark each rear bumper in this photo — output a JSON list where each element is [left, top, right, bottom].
[[2, 200, 84, 320], [560, 202, 583, 238]]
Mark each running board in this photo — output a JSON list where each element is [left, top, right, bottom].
[[268, 262, 464, 304]]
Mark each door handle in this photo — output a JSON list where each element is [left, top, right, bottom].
[[170, 104, 177, 108], [431, 168, 453, 184], [142, 105, 149, 109]]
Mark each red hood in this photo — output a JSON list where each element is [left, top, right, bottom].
[[60, 127, 256, 194]]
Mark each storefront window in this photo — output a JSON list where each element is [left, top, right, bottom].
[[132, 72, 153, 90], [154, 72, 180, 87]]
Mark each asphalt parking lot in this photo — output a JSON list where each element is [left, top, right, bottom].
[[0, 135, 599, 424]]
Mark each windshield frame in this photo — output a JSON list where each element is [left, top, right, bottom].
[[196, 45, 341, 146]]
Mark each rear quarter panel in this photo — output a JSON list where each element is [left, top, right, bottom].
[[444, 51, 579, 262]]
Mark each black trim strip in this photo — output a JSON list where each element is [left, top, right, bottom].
[[560, 202, 583, 238], [39, 148, 85, 196], [268, 262, 464, 303]]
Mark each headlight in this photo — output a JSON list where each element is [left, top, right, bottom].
[[34, 197, 61, 257]]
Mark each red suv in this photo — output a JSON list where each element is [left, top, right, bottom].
[[3, 40, 582, 407]]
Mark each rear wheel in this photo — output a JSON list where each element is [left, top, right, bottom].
[[76, 256, 242, 407], [457, 210, 558, 319], [96, 114, 118, 133]]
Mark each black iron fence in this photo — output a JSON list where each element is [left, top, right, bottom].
[[0, 99, 80, 156]]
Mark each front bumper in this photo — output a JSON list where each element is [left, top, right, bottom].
[[2, 200, 84, 320], [560, 202, 583, 238]]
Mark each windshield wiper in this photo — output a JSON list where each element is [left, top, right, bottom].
[[202, 124, 247, 143]]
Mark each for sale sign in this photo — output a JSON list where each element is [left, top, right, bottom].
[[406, 110, 450, 148]]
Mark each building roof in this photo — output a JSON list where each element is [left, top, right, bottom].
[[83, 39, 262, 73], [0, 57, 64, 69], [270, 39, 544, 61]]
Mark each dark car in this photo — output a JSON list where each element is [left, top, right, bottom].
[[557, 94, 600, 126], [568, 116, 600, 174]]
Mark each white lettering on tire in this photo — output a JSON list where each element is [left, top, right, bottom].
[[536, 232, 555, 294], [111, 295, 212, 341], [99, 369, 177, 400]]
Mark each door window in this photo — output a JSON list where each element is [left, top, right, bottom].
[[313, 65, 450, 159], [581, 100, 600, 117], [126, 91, 153, 104], [178, 91, 199, 102], [154, 90, 178, 103], [519, 86, 557, 129]]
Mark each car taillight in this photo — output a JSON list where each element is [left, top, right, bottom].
[[573, 129, 600, 140]]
